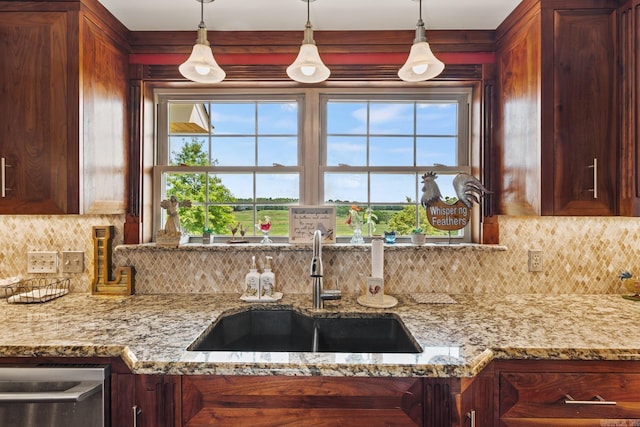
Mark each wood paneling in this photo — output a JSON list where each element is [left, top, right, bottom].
[[458, 364, 495, 427], [81, 13, 128, 214], [137, 63, 484, 83], [0, 11, 74, 213], [495, 0, 621, 216], [550, 8, 618, 215], [619, 0, 640, 215], [501, 371, 640, 421], [181, 376, 424, 426], [128, 30, 497, 56], [0, 0, 130, 214], [496, 7, 543, 215]]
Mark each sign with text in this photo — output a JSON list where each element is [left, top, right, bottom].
[[426, 199, 471, 231], [289, 206, 336, 244]]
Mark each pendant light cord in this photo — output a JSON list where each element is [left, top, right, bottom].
[[199, 0, 205, 29]]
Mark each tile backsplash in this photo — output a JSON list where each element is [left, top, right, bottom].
[[1, 215, 639, 295], [0, 215, 125, 293]]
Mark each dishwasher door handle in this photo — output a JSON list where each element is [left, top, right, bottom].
[[0, 381, 103, 403]]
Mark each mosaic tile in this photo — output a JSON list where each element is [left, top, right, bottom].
[[0, 215, 125, 293], [3, 215, 640, 296]]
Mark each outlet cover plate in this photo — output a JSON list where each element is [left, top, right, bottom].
[[61, 251, 84, 273], [528, 249, 543, 272], [27, 251, 58, 273]]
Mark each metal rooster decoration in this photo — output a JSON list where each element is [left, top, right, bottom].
[[420, 172, 490, 231]]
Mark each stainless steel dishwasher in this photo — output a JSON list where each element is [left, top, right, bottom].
[[0, 366, 110, 427]]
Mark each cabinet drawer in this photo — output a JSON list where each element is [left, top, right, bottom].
[[181, 376, 424, 427], [500, 372, 640, 419]]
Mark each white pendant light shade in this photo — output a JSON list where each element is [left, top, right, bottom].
[[287, 0, 330, 84], [287, 41, 330, 83], [179, 0, 225, 84], [398, 41, 444, 82], [398, 0, 444, 82], [179, 39, 226, 83]]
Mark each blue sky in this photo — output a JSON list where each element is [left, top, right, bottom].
[[169, 100, 460, 203]]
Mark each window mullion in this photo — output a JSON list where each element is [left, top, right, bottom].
[[304, 90, 321, 205]]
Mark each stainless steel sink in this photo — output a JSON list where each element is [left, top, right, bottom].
[[188, 309, 422, 353]]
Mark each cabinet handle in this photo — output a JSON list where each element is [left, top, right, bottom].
[[588, 158, 598, 199], [132, 404, 141, 427], [564, 394, 616, 405], [1, 157, 11, 198], [466, 410, 476, 427]]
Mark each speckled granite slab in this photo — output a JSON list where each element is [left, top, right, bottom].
[[1, 293, 640, 377]]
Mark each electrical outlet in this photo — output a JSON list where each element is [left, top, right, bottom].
[[61, 251, 84, 273], [528, 250, 543, 272], [27, 251, 58, 273]]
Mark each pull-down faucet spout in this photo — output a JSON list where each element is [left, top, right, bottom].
[[311, 229, 340, 309]]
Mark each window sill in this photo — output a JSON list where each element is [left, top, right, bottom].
[[115, 242, 507, 253]]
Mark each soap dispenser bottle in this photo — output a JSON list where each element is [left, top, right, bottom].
[[260, 256, 275, 298], [245, 256, 261, 298]]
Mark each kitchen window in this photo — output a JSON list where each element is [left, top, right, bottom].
[[154, 87, 472, 242]]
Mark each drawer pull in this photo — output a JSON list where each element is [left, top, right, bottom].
[[466, 410, 476, 427], [564, 394, 616, 405], [588, 158, 598, 199], [132, 404, 141, 427], [1, 157, 11, 198]]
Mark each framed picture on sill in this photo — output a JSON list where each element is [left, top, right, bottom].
[[288, 206, 336, 244]]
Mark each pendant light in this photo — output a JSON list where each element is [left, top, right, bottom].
[[179, 0, 226, 83], [398, 0, 444, 82], [286, 0, 330, 84]]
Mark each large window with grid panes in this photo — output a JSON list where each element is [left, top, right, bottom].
[[154, 87, 473, 243]]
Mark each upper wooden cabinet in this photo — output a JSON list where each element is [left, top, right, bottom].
[[0, 1, 129, 214], [495, 0, 621, 215]]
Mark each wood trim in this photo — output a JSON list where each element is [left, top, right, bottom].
[[619, 0, 636, 214], [124, 79, 142, 244], [424, 378, 456, 427], [129, 29, 496, 55], [124, 31, 496, 242], [134, 63, 484, 83], [636, 1, 640, 205], [181, 376, 425, 426]]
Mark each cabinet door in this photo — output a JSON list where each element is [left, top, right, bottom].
[[458, 370, 494, 427], [500, 371, 640, 425], [0, 12, 76, 214], [181, 376, 423, 426], [111, 373, 136, 427], [134, 375, 178, 427], [112, 374, 179, 427], [549, 8, 618, 215]]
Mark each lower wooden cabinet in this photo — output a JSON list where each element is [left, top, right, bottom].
[[498, 361, 640, 427], [116, 374, 462, 427], [112, 374, 179, 427], [181, 376, 424, 426], [457, 364, 495, 427], [117, 362, 640, 426]]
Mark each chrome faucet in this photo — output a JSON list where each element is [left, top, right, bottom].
[[311, 229, 341, 309]]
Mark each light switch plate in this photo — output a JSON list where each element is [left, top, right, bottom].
[[61, 251, 84, 273], [27, 251, 58, 273]]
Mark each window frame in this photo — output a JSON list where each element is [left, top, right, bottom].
[[154, 90, 306, 238], [319, 89, 472, 242], [153, 86, 476, 243]]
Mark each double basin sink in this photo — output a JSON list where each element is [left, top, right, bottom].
[[188, 308, 421, 354]]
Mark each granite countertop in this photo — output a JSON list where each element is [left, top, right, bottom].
[[1, 293, 640, 377]]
